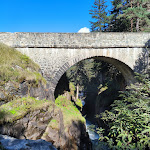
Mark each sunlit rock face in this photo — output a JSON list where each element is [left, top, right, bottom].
[[0, 80, 52, 106]]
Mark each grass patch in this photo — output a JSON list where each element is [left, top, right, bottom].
[[69, 82, 75, 96], [75, 98, 83, 108], [0, 43, 46, 85], [55, 95, 85, 128], [0, 97, 52, 123]]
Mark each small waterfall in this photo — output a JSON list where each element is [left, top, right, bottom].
[[86, 120, 99, 140], [82, 99, 110, 150]]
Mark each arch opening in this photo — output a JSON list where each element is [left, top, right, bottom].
[[54, 56, 135, 98], [54, 56, 134, 116]]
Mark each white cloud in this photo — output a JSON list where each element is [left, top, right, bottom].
[[78, 27, 90, 33]]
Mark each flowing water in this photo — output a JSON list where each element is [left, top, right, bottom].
[[86, 120, 99, 140], [82, 99, 110, 150], [0, 135, 57, 150]]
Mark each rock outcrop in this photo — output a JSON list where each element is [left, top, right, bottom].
[[0, 97, 91, 150], [0, 80, 52, 106]]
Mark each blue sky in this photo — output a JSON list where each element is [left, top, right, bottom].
[[0, 0, 111, 33]]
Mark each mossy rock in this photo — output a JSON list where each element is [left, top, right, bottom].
[[75, 98, 83, 108], [48, 119, 59, 130], [55, 95, 85, 128], [0, 97, 52, 124]]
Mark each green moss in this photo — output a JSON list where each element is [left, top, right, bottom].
[[69, 82, 75, 96], [55, 95, 72, 107], [0, 97, 52, 123], [33, 72, 47, 86], [55, 95, 85, 128], [75, 98, 83, 108], [20, 55, 30, 66], [51, 119, 57, 123], [0, 43, 46, 85]]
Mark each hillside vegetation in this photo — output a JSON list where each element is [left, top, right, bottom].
[[0, 43, 45, 85]]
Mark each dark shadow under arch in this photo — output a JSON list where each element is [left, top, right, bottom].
[[53, 56, 135, 99]]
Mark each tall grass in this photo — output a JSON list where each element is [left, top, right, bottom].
[[0, 43, 46, 85]]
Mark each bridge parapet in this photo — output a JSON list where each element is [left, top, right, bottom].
[[0, 32, 149, 48]]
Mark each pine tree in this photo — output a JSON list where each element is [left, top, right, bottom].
[[108, 0, 130, 31], [89, 0, 108, 31], [117, 0, 150, 32], [134, 0, 150, 32], [66, 61, 89, 99]]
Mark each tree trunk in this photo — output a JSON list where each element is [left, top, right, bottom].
[[131, 19, 133, 32], [136, 2, 140, 32], [130, 0, 133, 32], [76, 84, 79, 100], [136, 18, 140, 32]]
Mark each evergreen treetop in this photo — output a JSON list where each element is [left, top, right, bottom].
[[89, 0, 108, 31]]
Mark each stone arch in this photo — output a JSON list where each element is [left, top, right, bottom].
[[52, 54, 135, 99]]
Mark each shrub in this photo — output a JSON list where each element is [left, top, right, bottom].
[[97, 78, 150, 150]]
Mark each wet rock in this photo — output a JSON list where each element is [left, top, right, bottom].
[[0, 134, 57, 150]]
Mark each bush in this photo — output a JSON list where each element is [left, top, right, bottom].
[[96, 75, 150, 150]]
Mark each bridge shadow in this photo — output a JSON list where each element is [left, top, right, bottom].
[[134, 39, 150, 74]]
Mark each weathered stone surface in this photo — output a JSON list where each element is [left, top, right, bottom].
[[0, 90, 5, 100], [0, 32, 149, 48], [0, 80, 53, 105]]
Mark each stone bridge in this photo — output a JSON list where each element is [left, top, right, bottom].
[[0, 32, 150, 99]]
